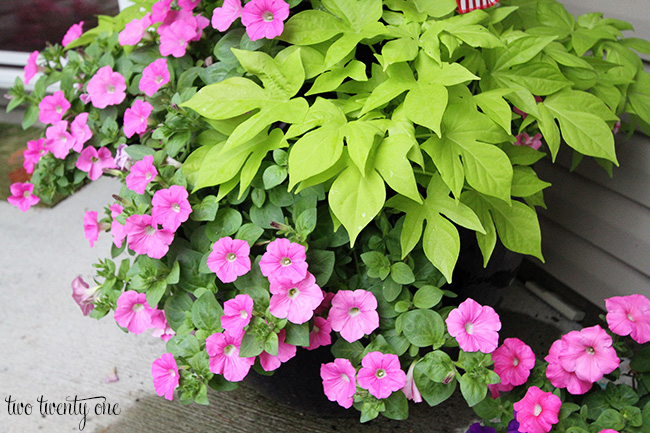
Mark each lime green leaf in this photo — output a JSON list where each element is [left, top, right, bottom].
[[494, 35, 557, 71], [288, 125, 344, 188], [416, 56, 480, 86], [232, 48, 304, 99], [181, 77, 267, 119], [306, 60, 367, 95], [374, 135, 422, 203], [279, 10, 346, 45], [493, 62, 572, 96], [473, 89, 513, 133], [511, 166, 551, 198], [380, 38, 418, 69], [342, 120, 384, 174], [445, 24, 504, 48], [534, 103, 561, 161], [403, 82, 448, 137]]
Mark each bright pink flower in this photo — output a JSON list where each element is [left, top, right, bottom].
[[402, 361, 423, 403], [110, 203, 126, 247], [151, 309, 176, 341], [599, 430, 619, 433], [70, 112, 92, 152], [178, 0, 201, 10], [125, 214, 174, 259], [545, 339, 593, 395], [62, 21, 84, 47], [321, 358, 357, 409], [269, 272, 324, 324], [206, 332, 255, 382], [151, 0, 173, 23], [126, 155, 158, 194], [76, 147, 115, 181], [38, 90, 70, 125], [24, 50, 39, 85], [259, 329, 296, 372], [114, 290, 154, 334], [110, 203, 123, 218], [71, 276, 99, 316], [140, 58, 170, 97], [557, 325, 620, 384], [45, 121, 75, 159], [514, 132, 543, 151], [207, 236, 251, 283], [151, 353, 180, 401], [84, 210, 100, 247], [211, 0, 242, 31], [221, 294, 254, 338], [513, 96, 543, 119], [158, 16, 197, 58], [492, 338, 536, 388], [259, 238, 308, 284], [7, 182, 39, 212], [123, 99, 153, 138], [119, 13, 152, 46], [241, 0, 289, 41], [314, 290, 334, 316], [357, 351, 407, 400], [445, 298, 501, 353], [87, 65, 127, 109], [328, 289, 379, 343], [23, 138, 48, 174], [307, 316, 331, 350], [605, 294, 650, 344], [513, 386, 562, 433], [151, 185, 192, 231]]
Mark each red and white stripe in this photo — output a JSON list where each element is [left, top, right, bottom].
[[457, 0, 499, 14]]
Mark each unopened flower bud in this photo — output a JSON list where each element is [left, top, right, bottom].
[[443, 371, 455, 385]]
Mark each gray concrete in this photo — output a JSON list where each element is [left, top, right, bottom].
[[0, 177, 580, 433]]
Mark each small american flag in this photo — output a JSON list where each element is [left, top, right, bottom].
[[457, 0, 500, 14]]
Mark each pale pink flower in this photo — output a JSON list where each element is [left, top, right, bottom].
[[110, 203, 127, 247], [151, 309, 176, 341], [259, 238, 308, 284], [206, 332, 255, 382], [513, 386, 562, 433], [514, 132, 543, 151], [402, 361, 422, 403], [545, 339, 593, 395], [38, 90, 70, 125], [70, 112, 92, 152], [123, 99, 153, 138], [139, 58, 170, 96], [357, 351, 407, 400], [114, 143, 132, 170], [193, 14, 210, 41], [158, 16, 197, 58], [7, 182, 39, 212], [221, 294, 254, 338], [314, 290, 334, 316], [307, 316, 331, 350], [110, 203, 123, 218], [557, 325, 620, 384], [211, 0, 242, 31], [259, 329, 296, 371], [119, 13, 152, 46], [71, 276, 99, 316], [492, 338, 535, 388], [114, 290, 154, 334], [24, 51, 40, 85], [328, 289, 379, 343], [151, 0, 173, 23], [207, 236, 251, 283], [320, 358, 357, 409], [87, 65, 127, 109], [269, 272, 324, 324], [76, 147, 115, 181], [151, 353, 180, 401], [45, 121, 75, 159], [62, 21, 84, 47], [84, 210, 100, 247], [445, 298, 501, 353], [23, 138, 48, 174], [151, 185, 192, 231], [241, 0, 289, 41], [126, 155, 158, 194], [605, 294, 650, 344], [125, 214, 175, 259]]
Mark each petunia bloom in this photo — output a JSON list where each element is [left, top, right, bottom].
[[139, 58, 170, 96], [151, 309, 176, 342], [259, 329, 297, 372], [492, 338, 536, 388], [307, 316, 331, 351], [158, 14, 198, 58], [119, 13, 152, 46], [328, 289, 379, 343], [151, 353, 180, 401], [557, 325, 620, 384], [605, 294, 650, 344], [545, 338, 593, 395], [357, 351, 407, 400], [151, 0, 173, 23], [84, 210, 101, 247], [70, 112, 92, 152], [259, 238, 308, 284], [7, 182, 40, 212], [23, 138, 48, 174], [24, 50, 40, 85], [123, 99, 153, 138], [45, 121, 75, 159], [38, 90, 70, 125], [76, 147, 116, 181], [514, 132, 543, 151], [151, 185, 192, 232], [321, 358, 357, 409], [124, 214, 175, 259], [211, 0, 242, 31], [206, 332, 255, 382], [62, 21, 84, 47], [269, 272, 324, 324], [402, 361, 423, 403], [71, 276, 99, 316], [125, 155, 158, 194], [87, 66, 127, 109], [207, 236, 251, 283], [240, 0, 289, 41], [513, 386, 561, 433], [445, 298, 501, 353], [221, 294, 254, 338], [114, 290, 154, 334]]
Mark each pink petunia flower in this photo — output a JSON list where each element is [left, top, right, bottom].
[[206, 332, 255, 382], [402, 361, 423, 403], [599, 430, 619, 433], [38, 90, 70, 125], [513, 386, 562, 433], [124, 214, 174, 259], [110, 203, 127, 248], [307, 316, 331, 350], [492, 338, 536, 388], [221, 294, 254, 338], [269, 272, 324, 324], [62, 21, 84, 47], [23, 138, 48, 174], [158, 15, 198, 58], [328, 289, 379, 343], [357, 351, 407, 400], [70, 112, 92, 152], [84, 210, 100, 247], [151, 353, 180, 401], [87, 65, 127, 109], [114, 143, 133, 170], [24, 50, 40, 85], [139, 58, 170, 97], [514, 132, 543, 151], [123, 99, 153, 138], [211, 0, 242, 31], [151, 309, 176, 341], [557, 325, 620, 384], [45, 121, 75, 159], [320, 358, 357, 409], [151, 0, 173, 23], [7, 182, 40, 212], [178, 0, 201, 10], [76, 147, 116, 181], [125, 155, 158, 194], [445, 298, 501, 353], [71, 276, 99, 316], [612, 121, 621, 135], [240, 0, 289, 41], [259, 238, 308, 284], [119, 13, 152, 46], [259, 329, 297, 372], [151, 185, 192, 232], [545, 338, 593, 395], [314, 290, 334, 316], [114, 290, 154, 334], [605, 294, 650, 344], [207, 236, 251, 283]]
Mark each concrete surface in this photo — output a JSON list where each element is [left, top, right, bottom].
[[0, 177, 582, 433]]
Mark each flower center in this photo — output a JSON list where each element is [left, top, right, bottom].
[[288, 287, 299, 299], [375, 369, 386, 379], [341, 373, 350, 383], [534, 403, 543, 417], [262, 11, 274, 22], [107, 84, 115, 94], [239, 310, 248, 319], [513, 357, 519, 367], [132, 303, 144, 312], [155, 75, 163, 84], [146, 171, 153, 180], [226, 252, 237, 262], [145, 225, 156, 236], [91, 156, 98, 163], [465, 322, 474, 335], [281, 257, 292, 266], [172, 203, 181, 213], [224, 344, 235, 356], [586, 346, 595, 355], [56, 105, 62, 113], [23, 190, 31, 198], [168, 369, 176, 378], [627, 313, 635, 322], [348, 307, 360, 317]]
